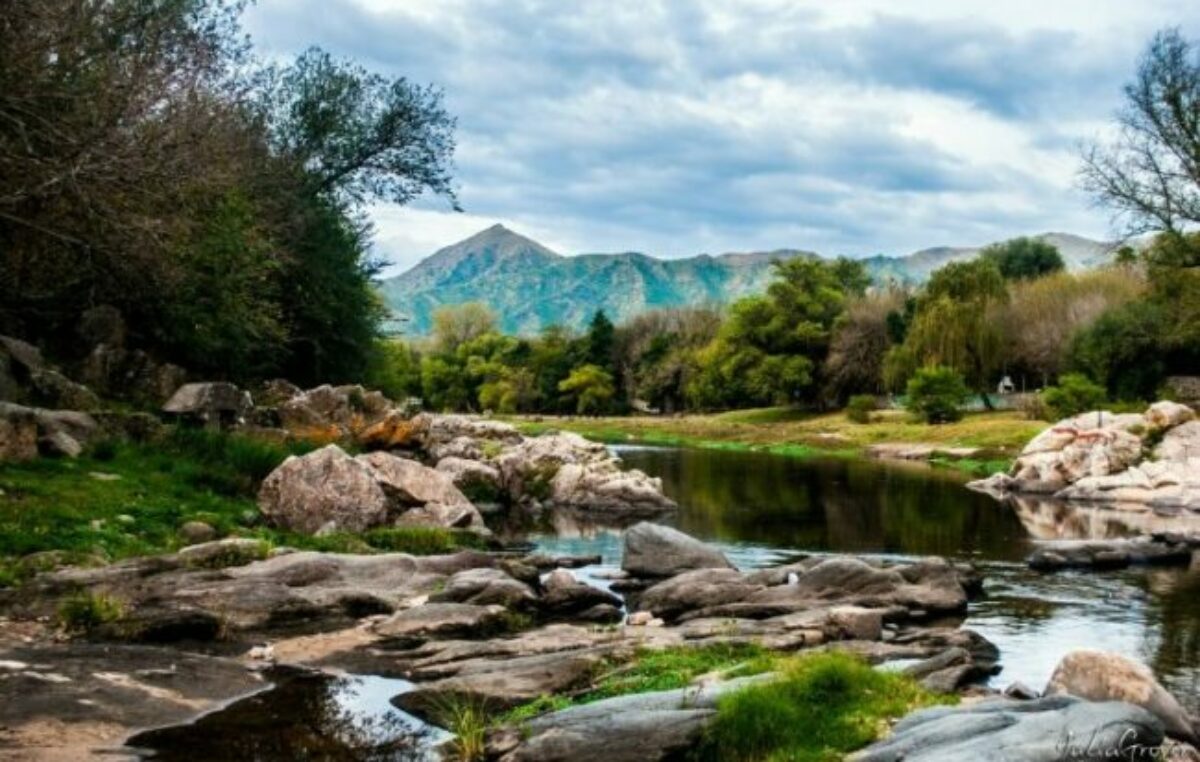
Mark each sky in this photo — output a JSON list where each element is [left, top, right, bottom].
[[244, 0, 1200, 274]]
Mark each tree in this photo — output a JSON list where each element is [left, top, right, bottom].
[[431, 303, 497, 354], [981, 237, 1065, 280], [689, 257, 868, 408], [824, 288, 907, 401], [887, 259, 1008, 406], [1041, 374, 1107, 420], [905, 366, 970, 423], [1067, 301, 1169, 401], [558, 365, 615, 415], [1080, 28, 1200, 236], [585, 310, 616, 369]]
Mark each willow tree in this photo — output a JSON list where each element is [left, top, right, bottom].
[[885, 259, 1008, 407]]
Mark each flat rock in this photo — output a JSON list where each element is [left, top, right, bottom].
[[373, 603, 510, 641], [430, 568, 536, 609], [851, 695, 1165, 762]]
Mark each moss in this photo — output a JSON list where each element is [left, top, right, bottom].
[[693, 651, 953, 762], [480, 440, 504, 459]]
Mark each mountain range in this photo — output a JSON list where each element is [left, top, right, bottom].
[[377, 224, 1117, 335]]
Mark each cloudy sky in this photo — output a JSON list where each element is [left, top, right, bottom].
[[245, 0, 1200, 273]]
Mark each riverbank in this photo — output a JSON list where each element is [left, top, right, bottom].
[[506, 407, 1044, 476]]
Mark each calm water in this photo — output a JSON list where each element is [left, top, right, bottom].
[[133, 445, 1200, 757], [537, 445, 1200, 711]]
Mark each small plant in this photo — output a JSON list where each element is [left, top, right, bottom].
[[905, 366, 969, 423], [432, 695, 491, 762], [845, 395, 877, 424], [1041, 373, 1106, 421], [480, 440, 504, 459], [58, 591, 125, 633]]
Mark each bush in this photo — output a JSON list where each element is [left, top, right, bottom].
[[845, 395, 877, 423], [1041, 373, 1107, 421], [905, 366, 969, 423], [58, 592, 125, 633]]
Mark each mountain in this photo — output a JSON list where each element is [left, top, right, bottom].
[[378, 225, 1117, 335]]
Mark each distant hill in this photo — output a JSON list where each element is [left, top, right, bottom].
[[378, 225, 1117, 335]]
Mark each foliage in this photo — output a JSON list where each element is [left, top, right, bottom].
[[58, 592, 126, 633], [981, 237, 1065, 280], [585, 310, 616, 368], [558, 364, 616, 415], [1041, 373, 1108, 420], [695, 651, 950, 762], [1081, 28, 1200, 237], [825, 289, 907, 401], [0, 0, 456, 384], [887, 259, 1007, 403], [431, 696, 489, 762], [585, 643, 772, 702], [688, 257, 868, 409], [845, 395, 878, 424], [906, 366, 970, 423], [365, 339, 422, 401], [432, 303, 498, 354], [1067, 301, 1168, 401]]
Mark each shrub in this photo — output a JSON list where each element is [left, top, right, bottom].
[[695, 651, 948, 762], [58, 592, 125, 633], [1041, 373, 1107, 421], [845, 395, 877, 424], [905, 366, 969, 423]]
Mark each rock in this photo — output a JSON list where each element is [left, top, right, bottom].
[[179, 521, 218, 545], [358, 451, 470, 508], [163, 382, 252, 426], [1027, 539, 1192, 571], [419, 413, 523, 450], [276, 384, 392, 443], [851, 695, 1164, 762], [636, 569, 763, 622], [1156, 420, 1200, 464], [626, 611, 654, 626], [38, 429, 82, 457], [537, 570, 623, 622], [622, 523, 733, 578], [373, 603, 511, 641], [1003, 681, 1040, 700], [257, 445, 390, 533], [28, 368, 100, 410], [355, 409, 424, 450], [1147, 401, 1196, 430], [1045, 649, 1198, 743], [176, 538, 267, 568], [0, 402, 38, 461], [487, 674, 771, 762], [255, 379, 302, 407], [437, 456, 504, 499], [430, 568, 537, 609], [429, 435, 485, 462]]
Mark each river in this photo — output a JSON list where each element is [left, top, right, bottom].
[[535, 445, 1200, 712]]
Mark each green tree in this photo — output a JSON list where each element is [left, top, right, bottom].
[[431, 303, 498, 354], [365, 339, 422, 401], [1067, 301, 1169, 401], [558, 364, 615, 415], [905, 366, 970, 423], [1041, 373, 1107, 420], [586, 310, 616, 369], [887, 259, 1008, 406], [981, 237, 1065, 280]]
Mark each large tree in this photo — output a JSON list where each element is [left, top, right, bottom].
[[1081, 28, 1200, 236]]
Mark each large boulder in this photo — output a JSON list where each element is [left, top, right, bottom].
[[1044, 649, 1197, 743], [257, 444, 390, 533], [636, 568, 763, 621], [1147, 400, 1196, 430], [548, 461, 676, 516], [852, 695, 1164, 762], [163, 382, 252, 426], [430, 568, 537, 609], [622, 523, 733, 578], [277, 384, 393, 443], [357, 451, 486, 531]]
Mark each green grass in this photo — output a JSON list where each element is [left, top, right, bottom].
[[57, 591, 126, 633], [584, 642, 774, 701], [508, 407, 1039, 476], [0, 428, 484, 586], [694, 651, 952, 762]]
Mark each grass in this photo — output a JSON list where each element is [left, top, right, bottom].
[[507, 407, 1044, 475], [694, 651, 952, 762], [0, 428, 485, 586], [57, 591, 126, 633], [487, 647, 948, 762]]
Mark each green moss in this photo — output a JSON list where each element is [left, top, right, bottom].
[[584, 643, 773, 701], [694, 651, 952, 762]]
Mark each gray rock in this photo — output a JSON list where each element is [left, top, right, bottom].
[[163, 382, 252, 425], [622, 523, 733, 578], [430, 568, 537, 608], [851, 695, 1165, 762], [373, 603, 510, 641], [179, 521, 218, 545], [636, 568, 763, 622], [537, 569, 623, 622]]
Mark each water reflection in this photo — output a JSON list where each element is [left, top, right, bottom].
[[1007, 495, 1200, 540], [128, 671, 441, 761]]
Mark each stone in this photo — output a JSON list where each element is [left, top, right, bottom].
[[358, 451, 473, 509], [636, 568, 763, 622], [1044, 649, 1198, 743], [1027, 539, 1192, 571], [622, 523, 733, 578], [437, 456, 503, 498], [277, 384, 391, 443], [356, 409, 424, 450], [0, 402, 38, 461], [258, 445, 390, 533], [537, 570, 623, 622], [1003, 681, 1039, 700], [373, 603, 510, 641], [851, 695, 1164, 762], [179, 521, 218, 545], [38, 429, 82, 458], [430, 568, 536, 609], [1146, 401, 1195, 430], [1156, 420, 1200, 464], [163, 382, 252, 425]]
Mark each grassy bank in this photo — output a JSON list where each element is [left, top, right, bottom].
[[508, 407, 1041, 476], [443, 645, 950, 762], [0, 429, 484, 586]]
